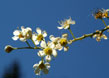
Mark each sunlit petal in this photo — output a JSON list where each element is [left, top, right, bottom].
[[35, 40, 39, 45], [37, 51, 45, 57], [13, 30, 20, 35], [43, 31, 47, 37], [45, 63, 50, 69], [49, 35, 55, 41], [64, 46, 69, 51], [57, 26, 63, 29], [40, 41, 47, 48], [12, 36, 19, 40], [52, 49, 57, 57], [36, 28, 41, 34], [33, 64, 39, 68], [20, 38, 26, 42], [45, 55, 51, 62]]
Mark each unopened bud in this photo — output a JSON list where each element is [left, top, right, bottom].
[[4, 45, 14, 53]]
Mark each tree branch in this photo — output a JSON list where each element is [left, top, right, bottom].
[[71, 26, 109, 42]]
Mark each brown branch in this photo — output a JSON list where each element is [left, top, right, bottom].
[[71, 26, 109, 42]]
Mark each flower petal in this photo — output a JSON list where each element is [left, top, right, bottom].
[[43, 31, 47, 37], [33, 64, 39, 68], [13, 30, 20, 35], [93, 34, 97, 38], [48, 42, 55, 48], [68, 40, 72, 44], [45, 63, 50, 69], [57, 26, 63, 29], [36, 28, 41, 34], [12, 36, 19, 40], [32, 34, 37, 40], [52, 49, 57, 57], [21, 26, 25, 30], [26, 27, 32, 31], [39, 61, 43, 64], [20, 38, 26, 42], [37, 50, 45, 57], [49, 35, 55, 41], [64, 46, 69, 51], [62, 34, 68, 38], [40, 41, 47, 48], [102, 35, 108, 39], [35, 40, 39, 45], [56, 44, 63, 50], [45, 55, 51, 62], [64, 25, 70, 29]]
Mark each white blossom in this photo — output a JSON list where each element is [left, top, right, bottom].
[[33, 61, 50, 75], [49, 34, 70, 51], [12, 26, 32, 42], [57, 17, 75, 30], [38, 41, 57, 62], [93, 31, 107, 42], [32, 27, 47, 45], [58, 34, 69, 51]]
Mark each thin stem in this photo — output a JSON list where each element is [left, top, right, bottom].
[[14, 46, 42, 50], [26, 41, 31, 47], [14, 47, 34, 50], [101, 19, 107, 27], [68, 28, 76, 39], [31, 39, 37, 47]]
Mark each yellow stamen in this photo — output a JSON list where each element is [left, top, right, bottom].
[[44, 47, 52, 55], [37, 34, 43, 41], [18, 34, 24, 38], [60, 38, 67, 46]]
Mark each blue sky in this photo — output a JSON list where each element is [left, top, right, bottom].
[[0, 0, 109, 78]]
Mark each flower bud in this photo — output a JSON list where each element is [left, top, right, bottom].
[[4, 45, 14, 53]]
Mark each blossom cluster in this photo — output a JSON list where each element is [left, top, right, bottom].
[[5, 17, 75, 75], [4, 8, 109, 76]]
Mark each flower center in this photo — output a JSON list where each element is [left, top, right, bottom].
[[60, 38, 67, 46], [39, 62, 46, 69], [18, 33, 24, 38], [44, 47, 52, 55], [37, 34, 43, 41]]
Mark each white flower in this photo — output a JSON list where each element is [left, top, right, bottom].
[[12, 26, 32, 42], [93, 30, 108, 42], [57, 17, 75, 30], [49, 35, 61, 50], [38, 41, 57, 62], [33, 61, 50, 75], [32, 27, 47, 45], [49, 34, 70, 51], [58, 34, 69, 51]]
